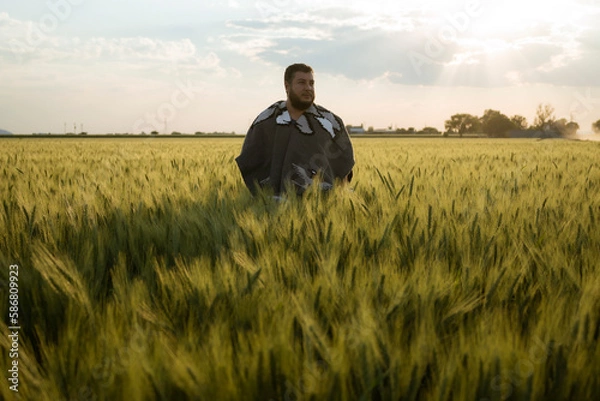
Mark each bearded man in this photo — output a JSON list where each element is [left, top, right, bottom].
[[236, 63, 355, 196]]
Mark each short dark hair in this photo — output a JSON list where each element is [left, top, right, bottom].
[[284, 63, 313, 84]]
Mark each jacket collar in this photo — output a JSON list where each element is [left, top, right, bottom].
[[275, 101, 335, 137]]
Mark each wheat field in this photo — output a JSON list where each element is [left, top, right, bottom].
[[1, 137, 599, 401]]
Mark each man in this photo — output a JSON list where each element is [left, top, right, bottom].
[[236, 63, 355, 196]]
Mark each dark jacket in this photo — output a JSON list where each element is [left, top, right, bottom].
[[236, 101, 355, 195]]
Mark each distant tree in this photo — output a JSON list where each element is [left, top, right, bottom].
[[553, 118, 567, 135], [565, 121, 579, 136], [510, 115, 528, 130], [554, 119, 579, 137], [171, 131, 182, 135], [151, 130, 159, 135], [421, 127, 440, 135], [445, 113, 480, 137], [480, 109, 516, 138], [480, 109, 501, 124], [407, 127, 415, 134], [533, 103, 555, 130], [367, 126, 374, 133], [593, 120, 600, 134]]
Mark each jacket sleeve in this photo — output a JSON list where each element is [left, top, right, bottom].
[[332, 115, 355, 181], [235, 123, 270, 194]]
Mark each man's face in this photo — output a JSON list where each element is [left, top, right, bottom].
[[286, 71, 315, 110]]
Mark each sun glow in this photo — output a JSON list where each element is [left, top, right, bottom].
[[471, 0, 579, 37], [428, 0, 590, 89]]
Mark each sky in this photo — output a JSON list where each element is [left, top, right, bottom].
[[1, 0, 599, 135]]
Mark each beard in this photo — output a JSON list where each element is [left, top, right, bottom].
[[288, 89, 314, 111]]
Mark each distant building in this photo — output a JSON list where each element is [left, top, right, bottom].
[[347, 125, 366, 134], [373, 128, 396, 134]]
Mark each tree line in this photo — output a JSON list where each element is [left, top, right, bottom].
[[444, 103, 597, 138], [353, 103, 599, 137]]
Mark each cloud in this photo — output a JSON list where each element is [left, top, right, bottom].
[[226, 19, 333, 41], [0, 13, 227, 83], [220, 35, 278, 61], [218, 1, 600, 87]]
